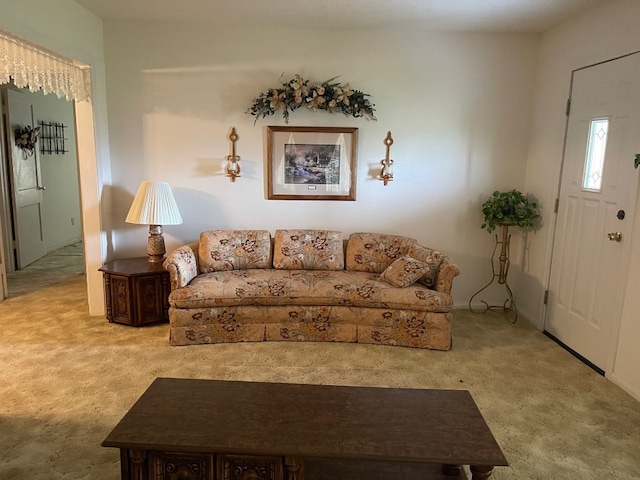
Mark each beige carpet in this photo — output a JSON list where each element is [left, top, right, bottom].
[[1, 245, 639, 479]]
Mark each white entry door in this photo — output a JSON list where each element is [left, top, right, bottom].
[[545, 53, 640, 371], [5, 89, 47, 268]]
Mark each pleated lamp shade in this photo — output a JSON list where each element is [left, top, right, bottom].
[[125, 181, 182, 226], [125, 181, 182, 262]]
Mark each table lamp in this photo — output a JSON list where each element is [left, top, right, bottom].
[[125, 181, 183, 263]]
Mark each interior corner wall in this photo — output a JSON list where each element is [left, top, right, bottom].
[[0, 0, 111, 315], [102, 21, 539, 308], [522, 0, 640, 399]]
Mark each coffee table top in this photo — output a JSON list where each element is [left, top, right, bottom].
[[102, 378, 507, 467]]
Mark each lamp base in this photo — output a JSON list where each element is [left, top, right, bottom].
[[147, 225, 166, 263]]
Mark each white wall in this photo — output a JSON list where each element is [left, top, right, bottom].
[[0, 0, 110, 314], [523, 0, 640, 400], [103, 21, 539, 308], [30, 91, 82, 251]]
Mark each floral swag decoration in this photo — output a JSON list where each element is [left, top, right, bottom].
[[248, 74, 377, 124], [15, 125, 41, 157]]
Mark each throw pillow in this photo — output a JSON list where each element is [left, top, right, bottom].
[[379, 255, 430, 288], [406, 244, 444, 289]]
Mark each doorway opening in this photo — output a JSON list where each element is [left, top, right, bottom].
[[0, 84, 84, 298], [0, 29, 102, 314]]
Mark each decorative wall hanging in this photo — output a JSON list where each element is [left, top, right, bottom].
[[14, 125, 40, 158], [267, 126, 358, 201], [39, 121, 68, 154], [225, 127, 241, 182], [634, 153, 640, 169], [248, 74, 376, 124], [379, 131, 394, 186]]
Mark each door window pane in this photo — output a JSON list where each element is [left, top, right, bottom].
[[582, 118, 609, 192]]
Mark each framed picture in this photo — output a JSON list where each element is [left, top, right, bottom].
[[266, 126, 358, 200]]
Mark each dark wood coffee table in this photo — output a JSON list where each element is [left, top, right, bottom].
[[102, 378, 507, 480]]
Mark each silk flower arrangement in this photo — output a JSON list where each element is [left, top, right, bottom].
[[248, 74, 377, 124]]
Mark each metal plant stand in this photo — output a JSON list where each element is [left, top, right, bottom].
[[469, 223, 517, 323]]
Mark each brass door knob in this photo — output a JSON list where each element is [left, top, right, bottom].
[[607, 232, 622, 242]]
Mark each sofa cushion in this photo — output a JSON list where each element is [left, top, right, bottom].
[[273, 229, 344, 270], [168, 269, 452, 312], [198, 230, 272, 272], [346, 233, 417, 273], [379, 255, 430, 288], [406, 244, 444, 289]]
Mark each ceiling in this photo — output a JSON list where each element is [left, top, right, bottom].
[[73, 0, 606, 34]]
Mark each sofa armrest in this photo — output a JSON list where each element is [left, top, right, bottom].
[[163, 242, 199, 290], [435, 257, 460, 296]]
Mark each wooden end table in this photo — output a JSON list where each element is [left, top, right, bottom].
[[98, 257, 170, 326], [102, 378, 508, 480]]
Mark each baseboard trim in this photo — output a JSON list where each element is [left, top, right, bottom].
[[454, 303, 534, 325], [454, 302, 474, 309], [47, 237, 82, 253], [543, 331, 605, 376], [608, 372, 640, 403]]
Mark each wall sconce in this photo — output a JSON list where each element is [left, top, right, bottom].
[[226, 127, 241, 182], [125, 181, 183, 263], [379, 131, 394, 186]]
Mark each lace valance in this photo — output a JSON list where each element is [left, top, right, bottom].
[[0, 29, 91, 102]]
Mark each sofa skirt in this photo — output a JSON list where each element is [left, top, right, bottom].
[[169, 305, 452, 350]]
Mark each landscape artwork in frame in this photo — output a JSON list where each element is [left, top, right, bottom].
[[267, 126, 358, 200]]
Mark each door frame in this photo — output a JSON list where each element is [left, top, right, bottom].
[[543, 51, 640, 375], [0, 58, 104, 315], [0, 87, 16, 274], [0, 94, 9, 301]]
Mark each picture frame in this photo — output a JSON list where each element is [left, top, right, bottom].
[[266, 126, 358, 200]]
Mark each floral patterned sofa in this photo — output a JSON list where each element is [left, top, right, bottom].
[[163, 229, 460, 350]]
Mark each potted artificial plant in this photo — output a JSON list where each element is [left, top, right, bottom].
[[480, 189, 540, 234], [471, 189, 540, 323]]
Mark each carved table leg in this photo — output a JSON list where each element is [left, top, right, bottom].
[[442, 464, 463, 476], [129, 449, 147, 480], [284, 456, 304, 480], [470, 465, 494, 479]]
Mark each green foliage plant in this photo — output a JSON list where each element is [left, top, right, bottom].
[[481, 189, 540, 233]]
